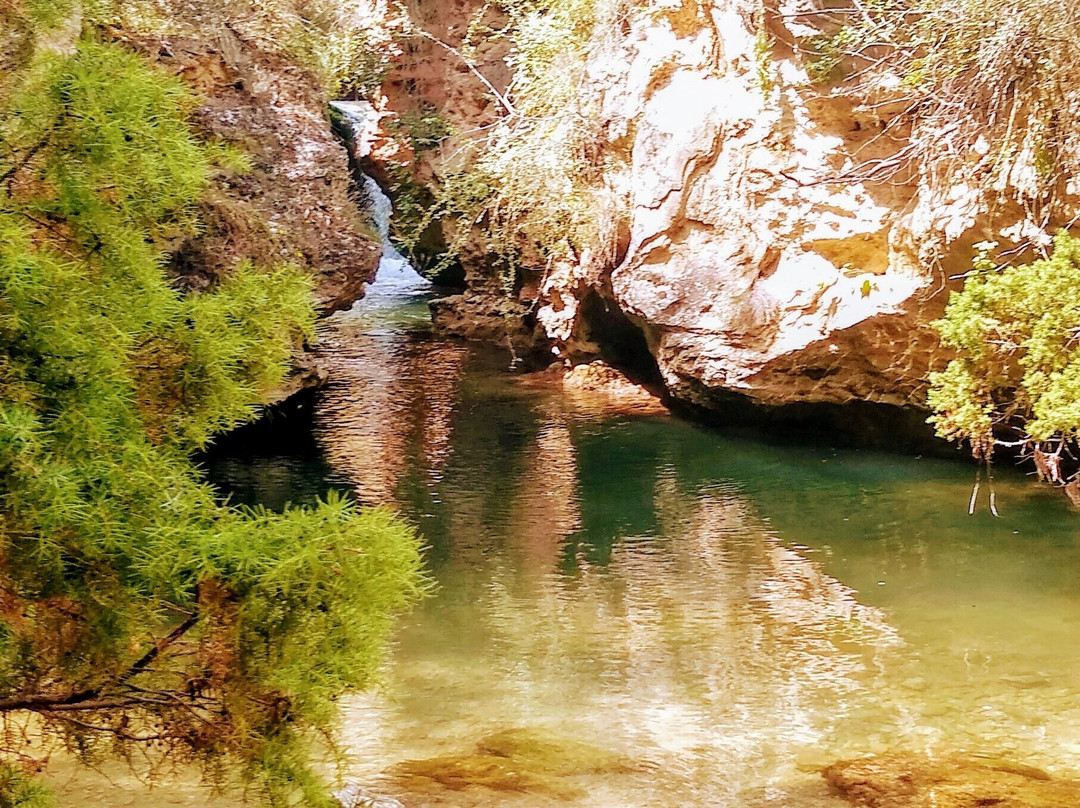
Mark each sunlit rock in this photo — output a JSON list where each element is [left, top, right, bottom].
[[823, 753, 1080, 808]]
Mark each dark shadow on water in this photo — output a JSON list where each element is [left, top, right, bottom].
[[195, 389, 352, 511], [669, 390, 964, 458]]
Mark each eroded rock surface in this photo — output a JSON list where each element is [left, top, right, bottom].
[[550, 0, 948, 409], [823, 753, 1080, 808], [429, 292, 550, 364], [381, 0, 1079, 415], [579, 0, 1080, 410], [117, 28, 381, 314]]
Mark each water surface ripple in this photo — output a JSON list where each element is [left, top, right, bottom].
[[213, 294, 1080, 807]]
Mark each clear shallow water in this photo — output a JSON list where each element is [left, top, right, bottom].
[[205, 295, 1080, 807]]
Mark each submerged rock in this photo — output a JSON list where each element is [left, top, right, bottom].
[[823, 752, 1080, 807], [334, 783, 406, 808], [475, 727, 638, 775], [387, 727, 638, 800], [390, 753, 580, 799]]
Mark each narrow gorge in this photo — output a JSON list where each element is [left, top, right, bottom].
[[3, 1, 1080, 807]]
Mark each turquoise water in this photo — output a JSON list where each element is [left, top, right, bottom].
[[207, 294, 1080, 807]]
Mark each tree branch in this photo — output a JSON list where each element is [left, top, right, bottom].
[[0, 611, 200, 714], [396, 16, 517, 118], [117, 612, 200, 686], [0, 132, 51, 188]]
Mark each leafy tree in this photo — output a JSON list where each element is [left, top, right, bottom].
[[0, 32, 422, 808], [928, 233, 1080, 497]]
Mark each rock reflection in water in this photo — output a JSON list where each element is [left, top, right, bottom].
[[506, 415, 583, 570], [334, 410, 898, 807], [315, 312, 465, 505]]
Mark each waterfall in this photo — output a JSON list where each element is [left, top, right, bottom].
[[331, 101, 431, 299]]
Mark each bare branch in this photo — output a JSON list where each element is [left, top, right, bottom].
[[393, 8, 517, 118]]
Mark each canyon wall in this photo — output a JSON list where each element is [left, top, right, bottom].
[[104, 2, 388, 397], [376, 0, 1078, 416]]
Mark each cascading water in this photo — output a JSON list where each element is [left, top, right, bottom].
[[359, 174, 430, 299], [330, 100, 431, 302]]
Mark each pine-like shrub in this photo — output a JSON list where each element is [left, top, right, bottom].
[[0, 37, 423, 808], [929, 233, 1080, 487]]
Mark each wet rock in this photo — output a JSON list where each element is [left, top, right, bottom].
[[823, 752, 1080, 807], [795, 749, 835, 773], [560, 361, 668, 416], [517, 360, 669, 416], [1000, 673, 1053, 689], [387, 727, 637, 800], [390, 753, 580, 799], [429, 293, 550, 365], [475, 727, 638, 775], [112, 6, 386, 406]]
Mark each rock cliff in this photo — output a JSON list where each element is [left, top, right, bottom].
[[374, 0, 1078, 420], [116, 28, 380, 314], [104, 2, 388, 397]]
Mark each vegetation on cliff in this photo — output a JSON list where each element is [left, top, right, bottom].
[[803, 0, 1080, 210], [929, 234, 1080, 498], [391, 0, 629, 287], [0, 9, 423, 807]]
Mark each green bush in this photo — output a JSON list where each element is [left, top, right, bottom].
[[0, 38, 423, 807], [929, 233, 1080, 469]]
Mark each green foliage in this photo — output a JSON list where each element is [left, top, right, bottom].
[[0, 0, 75, 98], [753, 7, 774, 96], [84, 0, 398, 97], [928, 233, 1080, 463], [0, 37, 422, 806], [22, 0, 76, 29], [804, 24, 861, 84], [281, 5, 393, 97], [391, 108, 452, 154], [0, 766, 52, 808]]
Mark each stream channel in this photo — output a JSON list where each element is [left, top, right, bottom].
[[58, 254, 1080, 807], [191, 263, 1080, 807]]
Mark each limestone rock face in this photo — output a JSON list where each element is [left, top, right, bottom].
[[533, 0, 1075, 410], [539, 0, 959, 409], [376, 0, 1080, 413]]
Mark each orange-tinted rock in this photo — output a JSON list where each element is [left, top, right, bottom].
[[561, 361, 668, 416], [823, 753, 1080, 808]]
